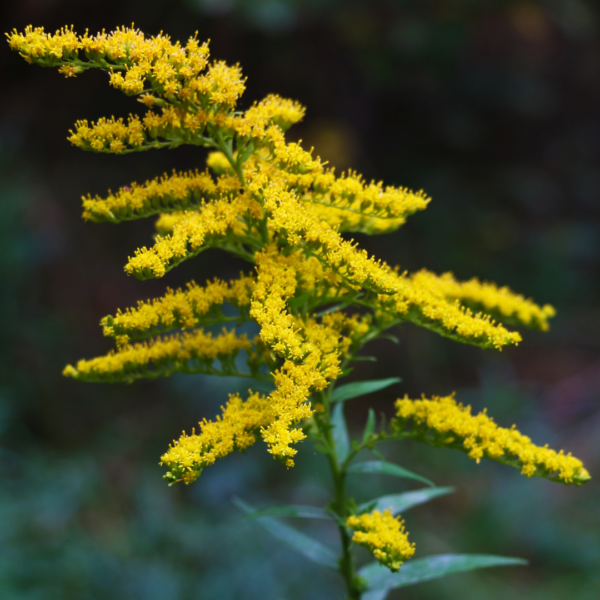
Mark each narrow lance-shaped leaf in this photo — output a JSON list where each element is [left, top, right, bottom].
[[331, 378, 401, 403], [347, 461, 435, 488], [243, 505, 330, 520], [233, 497, 338, 569], [358, 487, 454, 515], [362, 408, 376, 443], [332, 402, 350, 463], [362, 591, 388, 600], [359, 554, 528, 592]]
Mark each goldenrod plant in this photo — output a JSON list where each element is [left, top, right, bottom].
[[8, 25, 590, 599]]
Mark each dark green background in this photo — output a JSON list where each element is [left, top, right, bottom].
[[1, 1, 599, 598]]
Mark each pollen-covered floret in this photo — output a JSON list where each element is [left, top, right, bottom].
[[393, 394, 590, 485], [347, 510, 415, 572]]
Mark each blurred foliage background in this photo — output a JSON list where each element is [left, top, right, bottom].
[[2, 1, 600, 598]]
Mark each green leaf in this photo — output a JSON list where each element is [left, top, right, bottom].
[[243, 504, 330, 520], [359, 554, 528, 591], [331, 378, 401, 403], [315, 302, 353, 318], [371, 448, 385, 461], [358, 487, 454, 515], [233, 497, 338, 569], [362, 591, 388, 600], [362, 409, 376, 443], [288, 291, 313, 308], [332, 403, 350, 463], [347, 461, 435, 488]]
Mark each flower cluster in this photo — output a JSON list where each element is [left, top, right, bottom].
[[10, 25, 587, 491], [392, 394, 590, 484], [124, 195, 257, 279], [101, 275, 255, 344], [63, 327, 254, 383], [161, 391, 275, 484], [410, 270, 556, 331], [347, 510, 415, 572], [82, 169, 240, 222]]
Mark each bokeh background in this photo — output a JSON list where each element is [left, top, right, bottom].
[[2, 1, 600, 598]]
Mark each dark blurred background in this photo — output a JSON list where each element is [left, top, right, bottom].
[[1, 1, 599, 598]]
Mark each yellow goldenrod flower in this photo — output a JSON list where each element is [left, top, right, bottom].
[[206, 151, 235, 175], [11, 25, 577, 499], [393, 394, 590, 485], [258, 310, 367, 465], [125, 195, 256, 279], [7, 25, 213, 102], [383, 274, 522, 350], [154, 212, 187, 235], [82, 169, 240, 222], [410, 270, 556, 331], [12, 25, 591, 599], [63, 327, 252, 383], [68, 105, 219, 154], [257, 178, 400, 293], [232, 94, 305, 139], [251, 247, 305, 360], [187, 60, 246, 108], [67, 115, 147, 154], [249, 248, 369, 463], [101, 275, 255, 341], [6, 25, 79, 63], [297, 169, 431, 234], [250, 169, 522, 350], [58, 64, 83, 77], [347, 510, 415, 572], [249, 250, 318, 464], [161, 391, 275, 484]]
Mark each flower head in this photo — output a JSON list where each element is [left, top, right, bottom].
[[347, 510, 415, 572]]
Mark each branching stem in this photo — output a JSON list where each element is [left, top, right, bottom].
[[315, 385, 361, 599]]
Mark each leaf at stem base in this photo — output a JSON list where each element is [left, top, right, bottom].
[[331, 378, 401, 403], [233, 497, 338, 569], [347, 460, 435, 488], [359, 554, 528, 591], [358, 487, 454, 514]]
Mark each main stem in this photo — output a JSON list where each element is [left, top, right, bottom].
[[222, 137, 363, 597], [319, 391, 362, 600]]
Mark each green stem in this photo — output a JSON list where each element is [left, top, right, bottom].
[[216, 132, 246, 185], [313, 325, 400, 598], [318, 387, 362, 600]]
